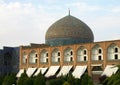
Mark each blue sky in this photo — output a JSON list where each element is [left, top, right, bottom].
[[0, 0, 120, 48]]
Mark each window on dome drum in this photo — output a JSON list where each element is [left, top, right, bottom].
[[115, 54, 118, 60], [98, 49, 102, 54], [58, 52, 60, 56], [115, 48, 118, 53], [84, 50, 86, 55], [84, 56, 86, 61], [98, 56, 102, 60]]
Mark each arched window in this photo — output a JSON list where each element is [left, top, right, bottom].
[[77, 46, 88, 62], [29, 50, 37, 64]]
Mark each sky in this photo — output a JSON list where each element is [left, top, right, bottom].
[[0, 0, 120, 49]]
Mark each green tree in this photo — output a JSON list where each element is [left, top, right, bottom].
[[2, 73, 16, 85], [81, 73, 94, 85], [24, 77, 34, 85], [33, 71, 46, 85], [0, 76, 4, 85], [63, 81, 70, 85], [103, 65, 120, 85], [17, 70, 28, 85], [67, 74, 75, 85]]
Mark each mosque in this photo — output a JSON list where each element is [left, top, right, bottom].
[[17, 12, 120, 81]]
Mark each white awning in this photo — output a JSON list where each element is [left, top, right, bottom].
[[16, 69, 24, 77], [34, 67, 48, 76], [101, 65, 119, 77], [72, 66, 87, 78], [26, 68, 37, 77], [57, 65, 72, 77], [45, 66, 60, 77]]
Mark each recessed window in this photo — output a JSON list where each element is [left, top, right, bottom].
[[58, 52, 60, 56], [115, 48, 118, 53], [46, 58, 48, 62], [115, 54, 118, 60], [46, 53, 48, 57], [35, 54, 37, 57], [35, 59, 37, 63], [70, 57, 73, 61], [98, 56, 102, 60], [84, 56, 86, 61], [58, 58, 60, 62], [70, 51, 73, 55], [84, 50, 86, 55], [98, 49, 102, 54]]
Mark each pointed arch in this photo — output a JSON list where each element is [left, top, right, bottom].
[[29, 50, 37, 64], [77, 46, 88, 62], [107, 43, 120, 60], [91, 44, 103, 61], [40, 49, 48, 63], [51, 48, 61, 63], [64, 47, 73, 62]]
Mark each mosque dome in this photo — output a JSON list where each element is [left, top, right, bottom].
[[45, 14, 94, 46]]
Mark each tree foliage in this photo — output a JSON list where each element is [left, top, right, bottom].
[[17, 70, 28, 85], [102, 65, 120, 85], [2, 73, 16, 85], [33, 71, 46, 85]]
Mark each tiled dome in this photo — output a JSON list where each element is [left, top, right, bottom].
[[45, 15, 94, 46]]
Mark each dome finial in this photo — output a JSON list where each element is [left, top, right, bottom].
[[68, 8, 70, 16]]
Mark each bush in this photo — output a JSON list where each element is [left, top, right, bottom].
[[0, 76, 4, 85], [2, 73, 16, 85], [17, 71, 28, 85], [24, 77, 34, 85], [63, 81, 70, 85], [33, 71, 46, 85]]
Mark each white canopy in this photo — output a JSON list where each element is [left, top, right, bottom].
[[26, 68, 37, 77], [72, 65, 87, 78], [57, 65, 72, 77], [45, 66, 60, 77], [34, 67, 48, 76], [101, 65, 119, 77], [16, 69, 24, 77]]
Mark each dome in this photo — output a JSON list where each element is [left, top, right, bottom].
[[45, 15, 94, 46]]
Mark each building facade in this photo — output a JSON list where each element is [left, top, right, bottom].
[[20, 40, 120, 75], [18, 14, 120, 80]]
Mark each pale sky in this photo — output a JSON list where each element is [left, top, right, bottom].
[[0, 0, 120, 49]]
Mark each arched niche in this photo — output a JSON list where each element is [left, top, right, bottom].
[[77, 46, 88, 62], [91, 45, 103, 61], [51, 48, 61, 63], [64, 47, 73, 62], [29, 50, 37, 64], [40, 49, 48, 63], [107, 43, 120, 60]]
